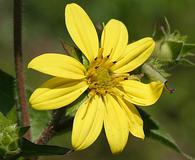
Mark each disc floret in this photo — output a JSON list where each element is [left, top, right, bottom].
[[86, 49, 128, 95]]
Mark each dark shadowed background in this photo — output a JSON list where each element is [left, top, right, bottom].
[[0, 0, 195, 159]]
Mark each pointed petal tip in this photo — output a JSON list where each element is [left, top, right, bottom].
[[27, 62, 31, 69], [111, 149, 123, 154], [141, 134, 145, 140], [27, 58, 35, 69], [72, 144, 83, 151], [136, 37, 155, 48], [143, 37, 155, 46], [110, 143, 127, 154], [133, 131, 145, 140]]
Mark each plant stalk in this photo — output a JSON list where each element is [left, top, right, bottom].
[[13, 0, 31, 140]]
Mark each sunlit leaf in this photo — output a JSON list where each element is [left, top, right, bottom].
[[28, 108, 52, 141], [6, 107, 17, 123]]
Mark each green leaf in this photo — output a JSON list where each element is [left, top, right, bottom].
[[65, 92, 88, 118], [149, 130, 194, 160], [20, 138, 71, 156], [0, 112, 13, 128], [141, 63, 167, 83], [6, 107, 17, 123], [61, 42, 82, 61], [0, 69, 53, 142], [26, 89, 52, 141], [0, 69, 15, 115], [137, 108, 158, 133], [138, 108, 194, 160], [167, 41, 183, 60], [81, 54, 89, 68], [18, 127, 30, 137], [179, 58, 195, 66], [182, 43, 195, 54], [28, 108, 52, 141]]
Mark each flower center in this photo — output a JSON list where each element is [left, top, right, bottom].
[[86, 49, 128, 95]]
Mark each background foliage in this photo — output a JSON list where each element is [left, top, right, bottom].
[[0, 0, 195, 159]]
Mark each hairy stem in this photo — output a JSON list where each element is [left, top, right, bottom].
[[36, 121, 55, 144], [14, 0, 31, 140], [36, 108, 73, 145]]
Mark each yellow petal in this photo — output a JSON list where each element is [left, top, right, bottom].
[[111, 37, 155, 73], [120, 80, 164, 106], [117, 97, 144, 139], [72, 95, 104, 150], [29, 77, 88, 110], [28, 53, 86, 79], [65, 3, 99, 62], [101, 19, 128, 61], [103, 94, 129, 154]]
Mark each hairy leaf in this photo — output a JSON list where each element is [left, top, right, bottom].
[[138, 108, 194, 160], [65, 92, 88, 118]]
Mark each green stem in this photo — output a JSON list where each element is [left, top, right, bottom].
[[13, 0, 31, 140], [141, 63, 167, 83]]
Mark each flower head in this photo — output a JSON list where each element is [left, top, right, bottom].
[[28, 3, 164, 153]]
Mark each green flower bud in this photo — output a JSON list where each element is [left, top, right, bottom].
[[153, 19, 195, 66], [0, 113, 19, 157], [155, 39, 184, 63]]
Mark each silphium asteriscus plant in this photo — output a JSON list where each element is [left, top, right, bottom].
[[28, 3, 164, 153]]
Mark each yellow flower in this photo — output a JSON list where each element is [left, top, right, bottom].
[[28, 3, 164, 153]]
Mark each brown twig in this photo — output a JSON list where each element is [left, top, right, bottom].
[[36, 122, 55, 144], [14, 0, 31, 140], [36, 108, 67, 144], [164, 81, 176, 94], [36, 108, 73, 145]]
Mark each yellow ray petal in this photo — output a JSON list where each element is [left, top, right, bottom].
[[101, 19, 128, 61], [29, 77, 88, 110], [28, 53, 86, 79], [117, 97, 144, 139], [72, 95, 104, 150], [120, 80, 164, 106], [111, 37, 155, 73], [65, 3, 99, 62], [103, 94, 129, 154]]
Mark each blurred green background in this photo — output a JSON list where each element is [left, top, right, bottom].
[[0, 0, 195, 159]]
